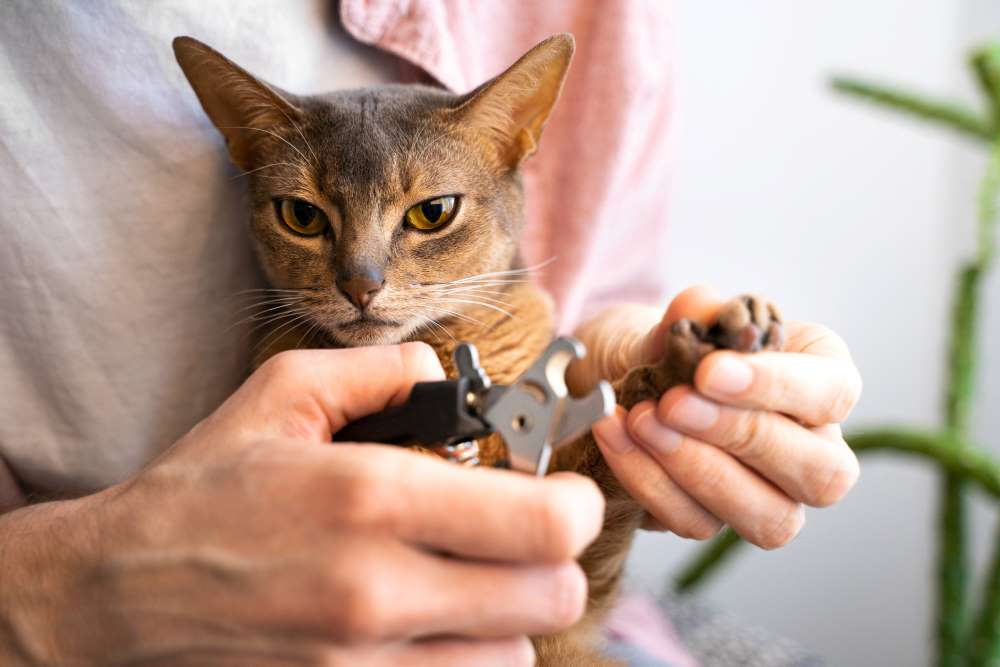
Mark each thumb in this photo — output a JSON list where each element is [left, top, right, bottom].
[[212, 343, 446, 442], [644, 285, 723, 362]]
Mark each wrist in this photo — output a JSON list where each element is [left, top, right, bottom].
[[0, 490, 114, 666], [568, 304, 662, 392]]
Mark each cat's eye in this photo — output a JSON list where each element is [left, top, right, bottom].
[[405, 196, 458, 231], [276, 199, 328, 236]]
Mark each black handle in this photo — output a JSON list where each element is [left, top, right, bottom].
[[332, 378, 492, 446]]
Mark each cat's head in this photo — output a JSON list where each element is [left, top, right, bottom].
[[173, 34, 573, 346]]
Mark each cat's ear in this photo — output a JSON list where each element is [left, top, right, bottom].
[[173, 36, 301, 170], [454, 34, 575, 168]]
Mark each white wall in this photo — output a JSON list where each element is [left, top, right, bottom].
[[625, 2, 1000, 664]]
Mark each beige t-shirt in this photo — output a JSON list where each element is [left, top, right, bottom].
[[0, 0, 400, 493]]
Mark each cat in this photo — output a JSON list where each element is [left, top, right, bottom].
[[174, 34, 783, 666]]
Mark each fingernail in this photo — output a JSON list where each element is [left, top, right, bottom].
[[703, 355, 753, 395], [593, 417, 634, 454], [632, 411, 683, 454], [666, 394, 719, 432]]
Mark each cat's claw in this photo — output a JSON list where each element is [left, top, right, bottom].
[[617, 294, 784, 408]]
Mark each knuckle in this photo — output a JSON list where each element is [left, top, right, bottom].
[[336, 464, 394, 529], [690, 456, 729, 499], [749, 363, 784, 406], [808, 451, 860, 507], [548, 564, 588, 629], [825, 367, 863, 423], [316, 649, 354, 667], [725, 410, 770, 460], [398, 341, 443, 379], [330, 574, 387, 642], [259, 349, 311, 383], [671, 514, 723, 541], [509, 637, 537, 667], [533, 489, 575, 559], [752, 503, 805, 550]]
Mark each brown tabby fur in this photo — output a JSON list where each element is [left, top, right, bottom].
[[174, 34, 783, 665]]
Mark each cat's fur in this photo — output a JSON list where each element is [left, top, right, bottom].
[[174, 34, 783, 665]]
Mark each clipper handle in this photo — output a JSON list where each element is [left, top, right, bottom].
[[332, 378, 491, 446]]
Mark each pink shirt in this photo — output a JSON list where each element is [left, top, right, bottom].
[[341, 0, 675, 330]]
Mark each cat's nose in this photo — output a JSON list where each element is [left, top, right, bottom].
[[337, 268, 385, 311]]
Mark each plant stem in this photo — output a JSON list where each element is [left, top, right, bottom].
[[831, 77, 996, 142], [933, 125, 1000, 665], [969, 520, 1000, 667], [848, 430, 1000, 498], [673, 527, 743, 594], [972, 44, 1000, 129], [962, 140, 1000, 666]]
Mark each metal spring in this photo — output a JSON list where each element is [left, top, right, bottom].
[[432, 440, 480, 467]]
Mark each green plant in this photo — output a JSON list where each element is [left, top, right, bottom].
[[669, 43, 1000, 667]]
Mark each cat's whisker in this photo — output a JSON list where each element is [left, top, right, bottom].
[[249, 304, 313, 327], [430, 285, 514, 303], [434, 289, 510, 301], [429, 291, 510, 305], [231, 305, 310, 334], [410, 125, 467, 166], [436, 298, 515, 321], [428, 306, 486, 328], [434, 285, 513, 298], [457, 259, 554, 278], [221, 125, 312, 168], [435, 282, 519, 292], [232, 161, 298, 180], [232, 297, 309, 316], [232, 287, 321, 297], [226, 303, 308, 335], [420, 316, 456, 342], [434, 294, 512, 311], [247, 302, 311, 322], [448, 261, 554, 284], [269, 103, 320, 167], [252, 310, 317, 356], [293, 318, 324, 350], [421, 279, 526, 293], [232, 292, 312, 305], [237, 299, 311, 325]]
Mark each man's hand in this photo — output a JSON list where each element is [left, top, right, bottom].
[[0, 343, 604, 666], [575, 286, 861, 548]]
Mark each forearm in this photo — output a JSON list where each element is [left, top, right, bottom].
[[567, 303, 662, 393]]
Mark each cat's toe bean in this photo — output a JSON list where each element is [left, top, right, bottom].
[[708, 294, 784, 353], [763, 321, 785, 351]]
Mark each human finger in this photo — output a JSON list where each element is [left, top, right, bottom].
[[655, 386, 860, 506], [694, 347, 862, 426], [626, 405, 805, 549], [640, 286, 724, 366], [214, 343, 446, 441], [592, 407, 723, 539], [319, 540, 587, 641], [332, 636, 535, 667], [304, 444, 604, 563]]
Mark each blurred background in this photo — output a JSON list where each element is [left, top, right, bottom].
[[624, 1, 1000, 664]]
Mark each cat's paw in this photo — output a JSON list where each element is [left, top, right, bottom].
[[705, 293, 784, 353], [617, 294, 783, 408]]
